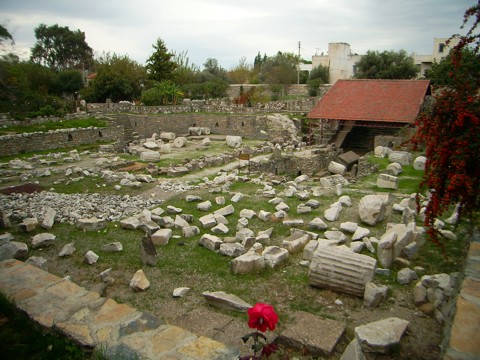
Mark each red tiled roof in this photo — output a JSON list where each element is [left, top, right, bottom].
[[308, 79, 431, 123]]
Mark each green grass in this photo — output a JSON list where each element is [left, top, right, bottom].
[[0, 118, 108, 136]]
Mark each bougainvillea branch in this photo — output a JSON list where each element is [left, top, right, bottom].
[[412, 2, 480, 244]]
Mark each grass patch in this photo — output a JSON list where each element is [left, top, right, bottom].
[[0, 117, 108, 136]]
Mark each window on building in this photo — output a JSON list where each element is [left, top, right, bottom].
[[438, 43, 445, 53]]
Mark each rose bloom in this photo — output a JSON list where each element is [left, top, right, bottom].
[[247, 303, 279, 332]]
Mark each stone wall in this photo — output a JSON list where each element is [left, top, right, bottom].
[[112, 113, 298, 140], [0, 126, 124, 157]]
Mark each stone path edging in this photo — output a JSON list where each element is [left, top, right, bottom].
[[0, 259, 239, 360]]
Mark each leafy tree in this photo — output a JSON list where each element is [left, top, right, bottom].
[[0, 24, 13, 48], [141, 80, 183, 105], [30, 24, 93, 71], [354, 49, 418, 79], [146, 38, 177, 82], [256, 51, 299, 97], [411, 3, 480, 244], [172, 50, 200, 86], [51, 70, 84, 97], [424, 47, 480, 88], [307, 65, 329, 96], [83, 53, 147, 102], [227, 57, 253, 84], [202, 58, 227, 79]]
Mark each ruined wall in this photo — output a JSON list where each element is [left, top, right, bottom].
[[0, 126, 124, 157], [112, 113, 296, 140]]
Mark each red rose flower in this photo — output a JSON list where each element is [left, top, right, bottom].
[[247, 303, 278, 332]]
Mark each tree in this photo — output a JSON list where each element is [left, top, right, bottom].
[[141, 80, 183, 105], [146, 38, 177, 82], [411, 3, 480, 244], [83, 53, 147, 103], [227, 57, 253, 84], [424, 47, 480, 88], [0, 24, 13, 48], [354, 49, 418, 79], [172, 50, 200, 86], [52, 70, 84, 97], [30, 24, 93, 71], [307, 64, 329, 96]]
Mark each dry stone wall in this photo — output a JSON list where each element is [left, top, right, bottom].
[[0, 126, 124, 157]]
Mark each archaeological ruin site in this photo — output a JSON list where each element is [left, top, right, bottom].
[[0, 81, 478, 360]]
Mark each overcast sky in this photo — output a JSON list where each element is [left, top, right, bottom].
[[0, 0, 476, 69]]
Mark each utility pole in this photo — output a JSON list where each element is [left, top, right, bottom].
[[297, 41, 301, 84]]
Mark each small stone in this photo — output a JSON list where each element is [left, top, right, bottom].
[[130, 269, 150, 291], [173, 287, 190, 298], [84, 250, 99, 265]]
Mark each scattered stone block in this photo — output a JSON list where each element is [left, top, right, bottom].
[[363, 282, 388, 308], [358, 195, 387, 226], [151, 229, 173, 246], [140, 235, 158, 266], [214, 204, 235, 216], [84, 250, 99, 265], [278, 311, 346, 356], [388, 151, 413, 166], [130, 269, 150, 291], [197, 200, 212, 211], [309, 218, 328, 230], [328, 161, 347, 175], [41, 208, 56, 229], [263, 246, 289, 269], [211, 223, 229, 235], [26, 256, 48, 270], [182, 226, 200, 238], [59, 243, 76, 257], [219, 243, 245, 257], [199, 214, 217, 228], [377, 174, 398, 190], [101, 241, 123, 252], [199, 234, 223, 251], [31, 233, 56, 249], [0, 241, 28, 260], [231, 252, 265, 274], [18, 217, 38, 232], [282, 233, 310, 254], [140, 151, 160, 162], [202, 291, 251, 311], [77, 217, 106, 231], [173, 287, 190, 298], [355, 317, 409, 354], [397, 267, 418, 285]]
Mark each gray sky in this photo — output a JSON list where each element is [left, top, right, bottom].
[[0, 0, 476, 69]]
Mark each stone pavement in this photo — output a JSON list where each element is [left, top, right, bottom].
[[0, 259, 239, 360], [444, 228, 480, 360]]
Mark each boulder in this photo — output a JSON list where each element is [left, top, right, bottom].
[[226, 135, 242, 148], [31, 233, 56, 249], [388, 151, 412, 166], [363, 282, 388, 308], [328, 161, 347, 175], [358, 195, 387, 226], [199, 234, 223, 251]]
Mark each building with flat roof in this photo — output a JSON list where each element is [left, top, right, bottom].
[[303, 38, 459, 84]]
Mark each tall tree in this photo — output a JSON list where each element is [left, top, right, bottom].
[[83, 53, 147, 103], [354, 49, 418, 79], [411, 3, 480, 244], [146, 38, 177, 82], [0, 24, 13, 48], [30, 24, 93, 71], [227, 57, 253, 84], [424, 47, 480, 88]]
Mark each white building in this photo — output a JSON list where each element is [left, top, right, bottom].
[[305, 38, 459, 84]]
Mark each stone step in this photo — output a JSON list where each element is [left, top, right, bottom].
[[0, 259, 239, 360]]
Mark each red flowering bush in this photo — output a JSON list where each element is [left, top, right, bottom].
[[412, 3, 480, 244], [240, 303, 279, 359]]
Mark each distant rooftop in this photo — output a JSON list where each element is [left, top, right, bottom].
[[307, 79, 431, 123]]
